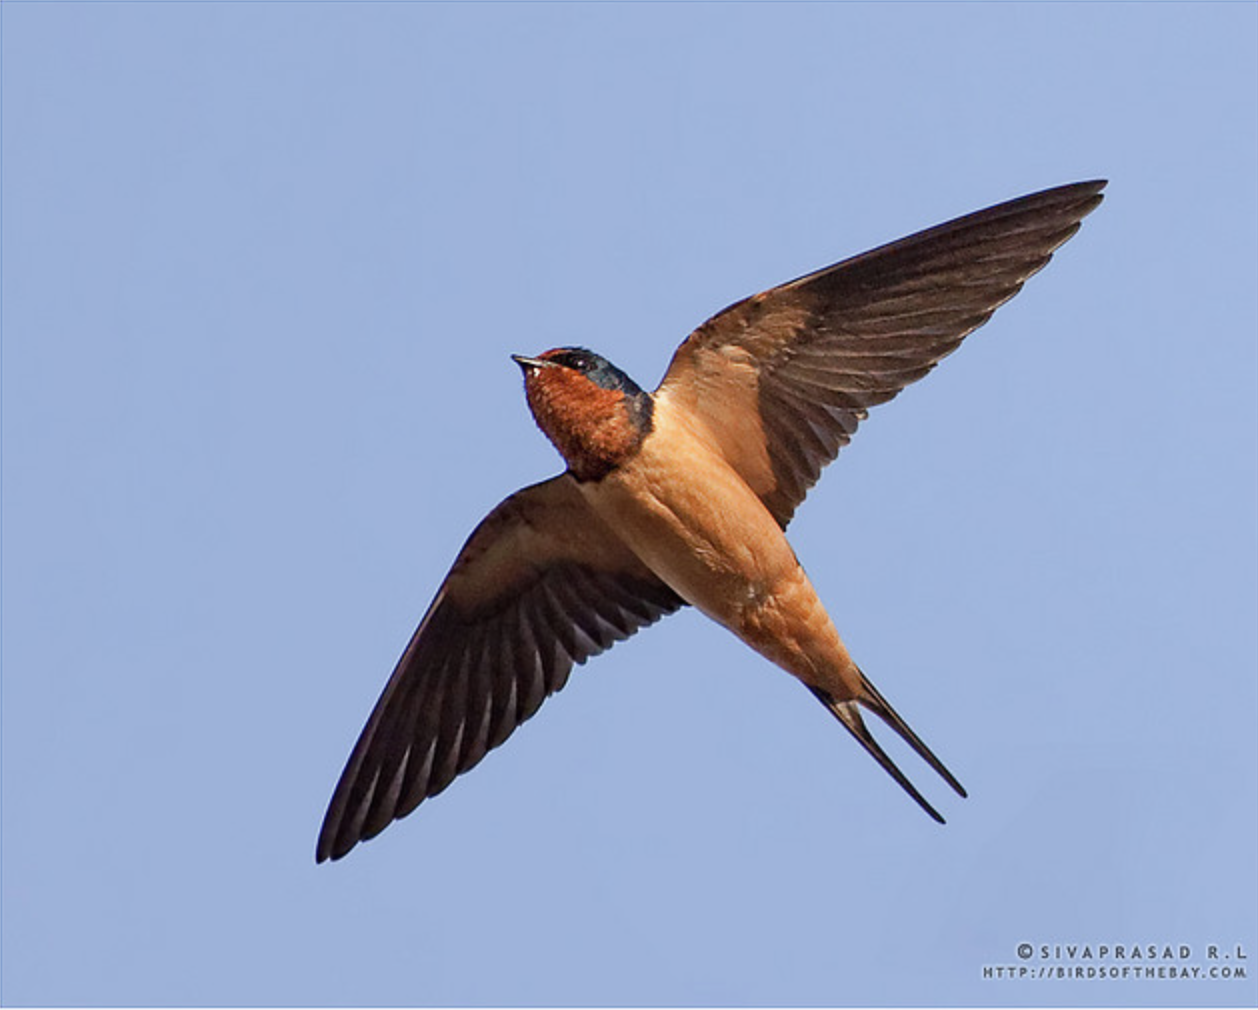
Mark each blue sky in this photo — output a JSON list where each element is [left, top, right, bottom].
[[3, 2, 1255, 1006]]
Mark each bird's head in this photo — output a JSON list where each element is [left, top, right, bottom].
[[513, 347, 654, 482]]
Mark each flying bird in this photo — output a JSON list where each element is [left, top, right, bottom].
[[317, 180, 1105, 862]]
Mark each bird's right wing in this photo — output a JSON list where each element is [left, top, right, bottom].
[[317, 474, 685, 862]]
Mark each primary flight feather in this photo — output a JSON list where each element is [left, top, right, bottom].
[[317, 180, 1105, 862]]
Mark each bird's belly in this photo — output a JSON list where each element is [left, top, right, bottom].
[[577, 413, 857, 694], [577, 423, 821, 631]]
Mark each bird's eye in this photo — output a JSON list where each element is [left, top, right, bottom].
[[558, 351, 589, 371]]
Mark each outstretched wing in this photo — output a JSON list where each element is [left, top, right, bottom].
[[656, 180, 1106, 527], [317, 474, 685, 862]]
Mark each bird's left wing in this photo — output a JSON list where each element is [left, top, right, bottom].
[[656, 180, 1106, 527], [317, 474, 685, 862]]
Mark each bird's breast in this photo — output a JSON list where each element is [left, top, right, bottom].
[[579, 400, 856, 695], [579, 402, 798, 625]]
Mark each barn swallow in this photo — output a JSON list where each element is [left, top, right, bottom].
[[317, 180, 1105, 862]]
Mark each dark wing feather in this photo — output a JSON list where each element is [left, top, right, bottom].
[[657, 180, 1106, 527], [317, 475, 685, 862]]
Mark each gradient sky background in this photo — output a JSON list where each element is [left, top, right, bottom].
[[3, 3, 1256, 1007]]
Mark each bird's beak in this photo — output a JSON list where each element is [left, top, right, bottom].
[[511, 354, 554, 372]]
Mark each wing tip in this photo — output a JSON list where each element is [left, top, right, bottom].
[[315, 820, 354, 863], [316, 813, 356, 863]]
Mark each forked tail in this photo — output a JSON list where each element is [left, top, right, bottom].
[[810, 668, 966, 823]]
